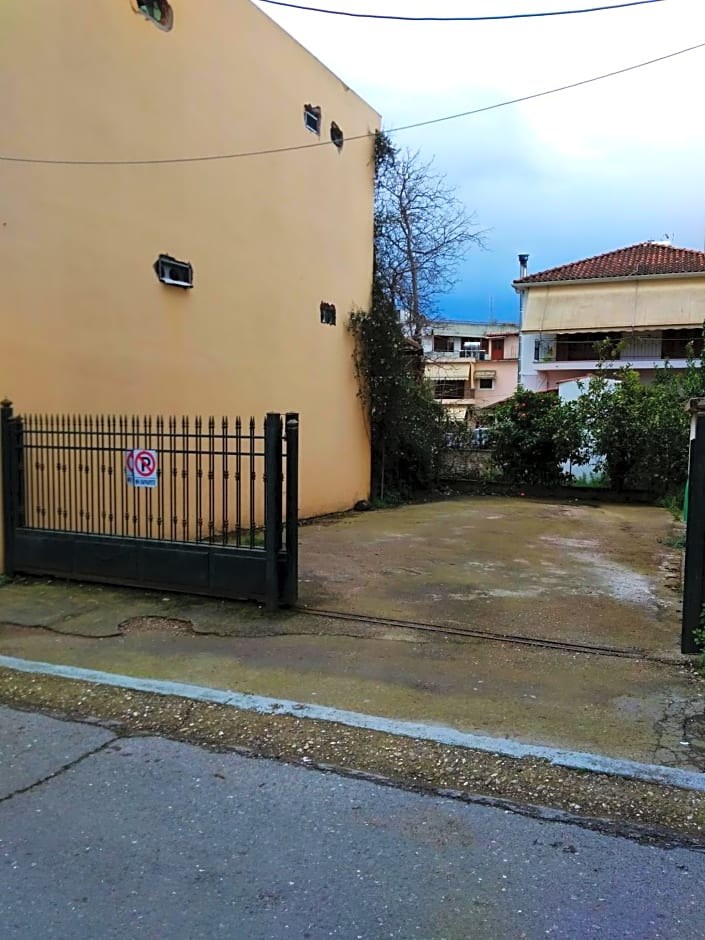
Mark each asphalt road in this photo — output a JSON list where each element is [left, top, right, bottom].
[[1, 706, 703, 940]]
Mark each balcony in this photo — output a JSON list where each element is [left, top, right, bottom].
[[426, 350, 492, 361], [434, 391, 475, 403], [533, 331, 703, 370]]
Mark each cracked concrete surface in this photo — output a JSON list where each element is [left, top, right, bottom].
[[5, 705, 705, 940], [2, 685, 705, 846], [651, 695, 705, 769], [299, 497, 685, 651], [1, 623, 703, 769], [0, 496, 703, 774], [0, 705, 117, 801]]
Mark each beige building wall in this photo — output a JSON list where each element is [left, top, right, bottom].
[[0, 0, 379, 561], [521, 275, 705, 333]]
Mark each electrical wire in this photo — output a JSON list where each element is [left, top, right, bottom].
[[257, 0, 664, 22], [0, 38, 701, 167]]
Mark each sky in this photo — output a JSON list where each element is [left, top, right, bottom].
[[253, 0, 705, 323]]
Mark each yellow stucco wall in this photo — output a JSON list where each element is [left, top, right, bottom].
[[0, 0, 379, 558], [521, 276, 705, 333]]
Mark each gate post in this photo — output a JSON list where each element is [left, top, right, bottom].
[[283, 413, 299, 606], [1, 400, 16, 577], [264, 413, 283, 610], [682, 403, 705, 653]]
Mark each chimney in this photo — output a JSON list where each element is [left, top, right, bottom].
[[518, 253, 529, 279]]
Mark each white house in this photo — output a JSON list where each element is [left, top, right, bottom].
[[514, 242, 705, 392], [558, 376, 620, 482]]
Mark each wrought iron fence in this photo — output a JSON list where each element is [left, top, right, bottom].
[[9, 413, 291, 546], [1, 402, 299, 606]]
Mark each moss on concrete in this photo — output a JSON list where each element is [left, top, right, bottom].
[[1, 666, 704, 847]]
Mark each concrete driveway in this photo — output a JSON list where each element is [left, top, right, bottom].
[[0, 495, 701, 773], [299, 496, 683, 653]]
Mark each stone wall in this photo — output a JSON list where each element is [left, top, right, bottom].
[[441, 449, 496, 481]]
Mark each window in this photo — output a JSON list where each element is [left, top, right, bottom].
[[330, 122, 344, 150], [320, 302, 336, 326], [137, 1, 173, 30], [304, 105, 321, 135], [433, 379, 465, 399], [478, 378, 494, 390], [154, 254, 193, 288], [433, 335, 454, 353]]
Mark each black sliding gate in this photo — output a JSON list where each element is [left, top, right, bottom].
[[1, 401, 298, 608]]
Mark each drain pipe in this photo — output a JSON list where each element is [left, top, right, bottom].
[[517, 253, 529, 387]]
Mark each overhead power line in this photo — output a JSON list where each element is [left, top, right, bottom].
[[0, 38, 702, 167], [258, 0, 664, 22]]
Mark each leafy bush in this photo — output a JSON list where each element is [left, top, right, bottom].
[[577, 368, 689, 496], [490, 357, 699, 496], [490, 388, 583, 486]]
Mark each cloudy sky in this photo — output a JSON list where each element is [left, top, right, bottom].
[[254, 0, 705, 323]]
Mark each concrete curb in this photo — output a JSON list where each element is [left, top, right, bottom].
[[1, 653, 704, 793]]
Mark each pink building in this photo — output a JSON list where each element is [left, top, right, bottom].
[[480, 330, 521, 411], [422, 321, 519, 421]]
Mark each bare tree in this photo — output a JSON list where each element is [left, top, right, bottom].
[[375, 136, 486, 343]]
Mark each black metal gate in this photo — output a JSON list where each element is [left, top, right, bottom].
[[0, 401, 298, 608]]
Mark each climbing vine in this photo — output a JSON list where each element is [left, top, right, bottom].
[[348, 132, 473, 502], [349, 283, 453, 501]]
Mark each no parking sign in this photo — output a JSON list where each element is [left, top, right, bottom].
[[125, 449, 158, 488]]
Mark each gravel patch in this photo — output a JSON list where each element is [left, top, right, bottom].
[[118, 616, 194, 636], [1, 666, 704, 848]]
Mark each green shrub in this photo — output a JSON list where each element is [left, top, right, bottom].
[[349, 288, 453, 501], [490, 388, 583, 487], [577, 368, 689, 496]]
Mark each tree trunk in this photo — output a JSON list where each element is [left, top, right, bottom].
[[400, 205, 421, 343]]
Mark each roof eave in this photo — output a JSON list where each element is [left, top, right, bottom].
[[513, 269, 705, 291]]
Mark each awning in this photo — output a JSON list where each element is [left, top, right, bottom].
[[522, 280, 705, 333], [524, 324, 687, 334], [424, 365, 471, 380]]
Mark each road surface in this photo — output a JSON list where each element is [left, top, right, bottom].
[[1, 706, 703, 939]]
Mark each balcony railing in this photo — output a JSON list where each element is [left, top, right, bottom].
[[432, 389, 475, 401], [533, 335, 704, 364], [426, 350, 491, 361]]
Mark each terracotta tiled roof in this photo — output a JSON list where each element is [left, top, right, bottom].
[[515, 242, 705, 285]]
